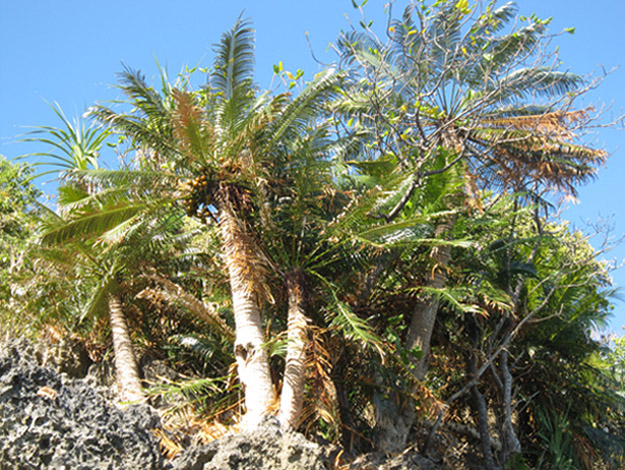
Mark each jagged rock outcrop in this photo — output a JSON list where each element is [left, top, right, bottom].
[[171, 417, 328, 470], [0, 337, 443, 470], [0, 338, 332, 470], [0, 338, 165, 470], [348, 451, 439, 470]]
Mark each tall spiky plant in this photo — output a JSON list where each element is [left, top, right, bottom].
[[335, 0, 608, 452], [74, 17, 347, 427]]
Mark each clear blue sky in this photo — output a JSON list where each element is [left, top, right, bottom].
[[1, 1, 624, 332]]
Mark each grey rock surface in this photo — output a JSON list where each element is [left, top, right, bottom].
[[0, 338, 165, 470], [0, 337, 437, 470], [348, 451, 439, 470], [171, 417, 329, 470]]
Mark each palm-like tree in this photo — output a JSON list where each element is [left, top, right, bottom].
[[338, 0, 606, 374], [259, 120, 385, 430], [77, 17, 344, 427], [335, 0, 607, 451], [35, 199, 175, 403], [34, 178, 230, 405], [19, 101, 111, 184]]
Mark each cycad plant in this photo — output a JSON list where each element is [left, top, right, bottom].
[[35, 198, 185, 403], [57, 17, 347, 427], [334, 0, 608, 452]]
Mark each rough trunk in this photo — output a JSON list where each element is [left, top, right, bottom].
[[108, 294, 144, 403], [375, 219, 454, 452], [501, 350, 522, 462], [219, 204, 274, 428], [406, 218, 454, 380], [278, 274, 309, 430], [472, 384, 497, 470]]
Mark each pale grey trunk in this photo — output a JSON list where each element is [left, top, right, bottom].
[[219, 206, 274, 428], [278, 276, 309, 430], [501, 350, 522, 461], [108, 295, 144, 403], [375, 219, 453, 452], [406, 219, 453, 380], [472, 384, 497, 470]]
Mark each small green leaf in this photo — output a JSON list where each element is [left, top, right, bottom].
[[564, 27, 575, 34]]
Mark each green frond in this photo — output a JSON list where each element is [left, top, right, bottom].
[[39, 201, 157, 246], [267, 68, 342, 148], [474, 2, 517, 35], [211, 15, 255, 101], [495, 68, 584, 103], [208, 15, 256, 136], [89, 105, 178, 157], [67, 168, 177, 191], [116, 65, 170, 118], [79, 274, 117, 324], [147, 372, 231, 400], [485, 21, 546, 71], [328, 297, 384, 356], [411, 285, 483, 316], [169, 334, 219, 363], [19, 101, 111, 172]]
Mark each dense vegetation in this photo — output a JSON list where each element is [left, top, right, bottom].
[[2, 1, 624, 468]]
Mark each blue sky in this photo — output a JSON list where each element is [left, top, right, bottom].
[[1, 1, 624, 331]]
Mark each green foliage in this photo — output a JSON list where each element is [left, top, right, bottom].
[[535, 406, 577, 470], [0, 157, 41, 335], [19, 101, 112, 175], [5, 2, 622, 466]]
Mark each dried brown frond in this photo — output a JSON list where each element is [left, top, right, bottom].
[[171, 88, 211, 159], [217, 185, 274, 305], [462, 167, 483, 214], [84, 316, 110, 362], [474, 139, 606, 195], [484, 109, 595, 140], [151, 428, 184, 460], [412, 379, 445, 419], [301, 327, 341, 437], [572, 432, 598, 470], [469, 107, 608, 195], [136, 274, 234, 340]]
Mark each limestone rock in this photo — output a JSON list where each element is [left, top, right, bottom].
[[0, 338, 165, 470], [172, 417, 328, 470]]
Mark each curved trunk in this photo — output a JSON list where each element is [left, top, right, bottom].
[[501, 349, 522, 461], [219, 203, 274, 428], [405, 218, 453, 381], [375, 218, 454, 452], [108, 294, 144, 403], [278, 274, 309, 430]]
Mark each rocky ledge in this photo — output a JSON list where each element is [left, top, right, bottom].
[[0, 338, 164, 469], [0, 338, 333, 470]]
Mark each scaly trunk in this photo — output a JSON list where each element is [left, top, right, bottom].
[[278, 273, 309, 430], [108, 294, 144, 403], [218, 203, 274, 428]]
